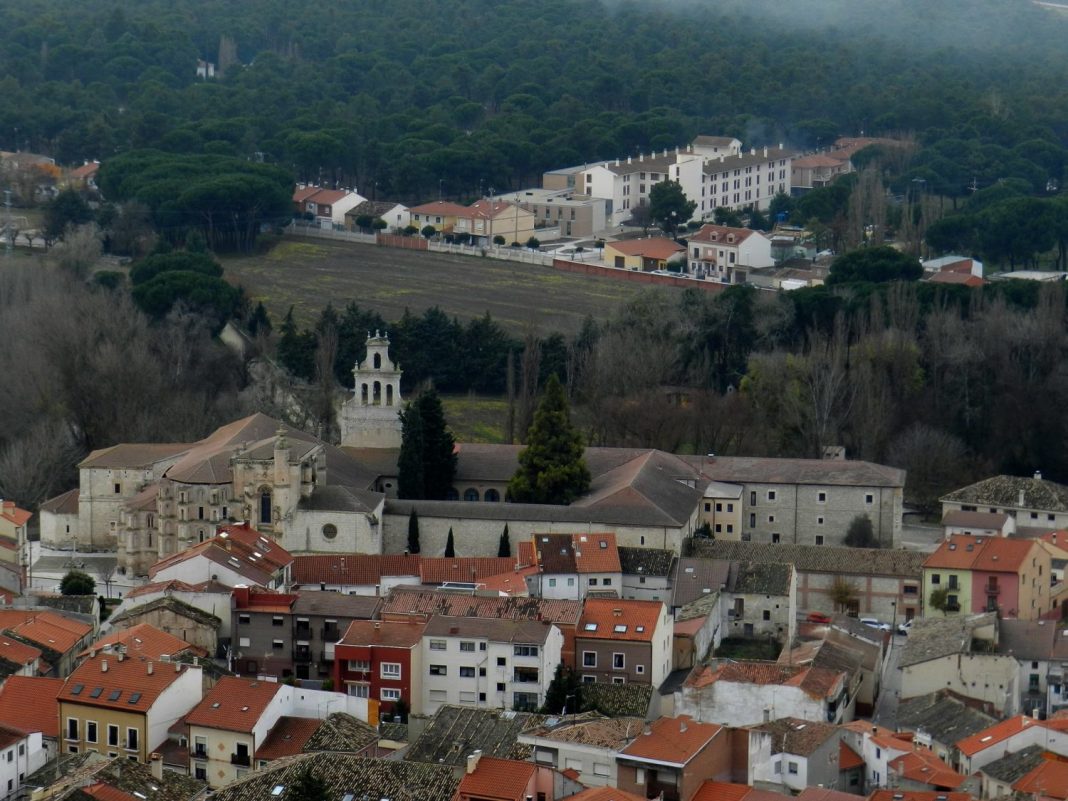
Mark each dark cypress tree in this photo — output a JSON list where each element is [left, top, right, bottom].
[[407, 509, 420, 554], [498, 524, 511, 558], [418, 389, 457, 500], [444, 527, 455, 558], [397, 402, 425, 499], [507, 374, 590, 504]]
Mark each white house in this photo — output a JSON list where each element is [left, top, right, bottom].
[[941, 510, 1015, 538], [751, 718, 842, 794], [293, 186, 366, 228], [518, 715, 645, 788], [687, 224, 775, 284], [839, 722, 913, 792], [521, 533, 622, 600], [419, 615, 563, 715]]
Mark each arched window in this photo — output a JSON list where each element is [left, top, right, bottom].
[[386, 385, 394, 406], [446, 487, 459, 501], [361, 383, 369, 404], [322, 524, 338, 540], [373, 353, 382, 369], [260, 490, 272, 524], [463, 488, 480, 502], [373, 381, 382, 405], [484, 489, 500, 503]]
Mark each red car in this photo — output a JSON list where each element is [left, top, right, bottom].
[[806, 612, 833, 624]]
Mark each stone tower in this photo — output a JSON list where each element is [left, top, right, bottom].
[[339, 331, 404, 448]]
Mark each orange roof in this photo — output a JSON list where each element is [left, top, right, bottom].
[[924, 535, 1037, 573], [337, 619, 426, 649], [867, 794, 974, 801], [957, 715, 1043, 756], [293, 186, 322, 203], [466, 198, 518, 220], [149, 524, 292, 585], [0, 610, 92, 654], [305, 189, 349, 206], [292, 554, 421, 586], [83, 785, 139, 801], [840, 741, 864, 769], [0, 676, 64, 737], [419, 557, 517, 585], [793, 153, 849, 168], [578, 598, 664, 642], [605, 238, 685, 260], [477, 566, 538, 595], [457, 756, 535, 801], [410, 200, 471, 217], [889, 748, 966, 789], [184, 677, 282, 733], [928, 272, 984, 287], [59, 653, 193, 711], [565, 788, 648, 801], [1014, 758, 1068, 799], [70, 163, 99, 179], [82, 623, 206, 659], [571, 533, 621, 573], [0, 502, 31, 528], [690, 224, 758, 246], [689, 661, 844, 700], [0, 637, 40, 666], [692, 783, 753, 801], [255, 716, 321, 760], [620, 716, 722, 766]]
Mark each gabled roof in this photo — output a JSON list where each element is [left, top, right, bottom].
[[978, 743, 1045, 782], [0, 501, 31, 527], [604, 238, 685, 259], [0, 636, 41, 666], [1013, 757, 1068, 799], [409, 200, 471, 216], [148, 524, 293, 585], [923, 534, 1037, 572], [530, 533, 621, 575], [889, 748, 965, 789], [895, 691, 998, 747], [0, 676, 64, 737], [620, 716, 721, 767], [692, 454, 904, 487], [40, 488, 80, 515], [899, 613, 997, 668], [291, 553, 421, 586], [523, 715, 645, 749], [210, 752, 458, 801], [344, 199, 407, 219], [0, 609, 93, 655], [928, 271, 983, 287], [59, 653, 194, 712], [404, 705, 544, 767], [577, 599, 663, 642], [672, 558, 732, 608], [456, 756, 535, 801], [78, 443, 191, 470], [83, 623, 207, 660], [752, 717, 838, 756], [839, 741, 864, 769], [423, 615, 554, 645], [942, 474, 1068, 512], [255, 713, 378, 761], [957, 715, 1045, 756], [867, 793, 974, 801], [338, 619, 426, 649], [573, 450, 704, 527], [732, 561, 793, 595], [108, 596, 223, 631], [687, 660, 844, 699], [793, 153, 849, 169], [184, 677, 282, 733], [618, 547, 675, 578], [689, 224, 759, 246], [692, 136, 741, 148]]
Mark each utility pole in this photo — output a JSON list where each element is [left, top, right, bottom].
[[3, 189, 11, 258]]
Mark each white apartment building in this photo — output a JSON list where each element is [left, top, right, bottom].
[[420, 616, 563, 715]]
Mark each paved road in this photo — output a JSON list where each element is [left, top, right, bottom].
[[874, 633, 905, 728], [901, 522, 943, 553]]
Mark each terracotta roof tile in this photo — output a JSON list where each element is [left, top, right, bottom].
[[338, 619, 426, 648], [578, 598, 664, 642], [254, 717, 321, 760], [0, 676, 63, 736], [840, 741, 864, 769], [620, 716, 721, 766], [473, 566, 537, 595], [0, 637, 40, 666], [692, 783, 754, 801], [78, 443, 191, 470], [753, 717, 838, 756], [867, 793, 974, 801], [923, 535, 1037, 572], [688, 660, 845, 699], [83, 783, 141, 801], [84, 623, 205, 659], [457, 756, 535, 801], [184, 677, 282, 733], [689, 224, 759, 246], [529, 533, 621, 574], [419, 557, 517, 585], [1013, 758, 1068, 799], [889, 748, 966, 789], [0, 610, 92, 654], [149, 524, 292, 585], [565, 788, 648, 801], [956, 714, 1045, 756], [292, 554, 421, 586], [409, 201, 471, 216], [60, 653, 194, 711], [0, 502, 31, 527]]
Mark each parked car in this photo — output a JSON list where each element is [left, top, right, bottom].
[[860, 617, 892, 631], [806, 612, 833, 624], [897, 619, 913, 636]]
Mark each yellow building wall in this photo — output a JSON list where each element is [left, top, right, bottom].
[[921, 568, 971, 618], [59, 702, 147, 761]]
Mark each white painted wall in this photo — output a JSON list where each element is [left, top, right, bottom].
[[146, 665, 204, 752]]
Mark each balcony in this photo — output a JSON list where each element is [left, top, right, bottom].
[[321, 627, 340, 642], [193, 746, 208, 760], [513, 668, 540, 684], [231, 753, 251, 767], [294, 647, 312, 663], [986, 582, 1001, 596], [946, 603, 961, 612]]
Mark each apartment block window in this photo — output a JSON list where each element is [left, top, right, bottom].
[[346, 660, 370, 672], [818, 491, 827, 503], [904, 584, 918, 595], [817, 516, 824, 526], [126, 728, 138, 751], [238, 614, 250, 625], [272, 640, 284, 650], [948, 575, 959, 590], [588, 578, 598, 586], [583, 652, 597, 667], [108, 725, 118, 747], [381, 688, 401, 701], [429, 665, 447, 676], [727, 503, 734, 512], [726, 524, 734, 533], [514, 645, 539, 657], [497, 656, 507, 666], [548, 578, 556, 587], [459, 667, 475, 678], [866, 494, 874, 504], [612, 653, 625, 669], [272, 616, 284, 627], [429, 640, 446, 651], [66, 719, 78, 741], [767, 491, 777, 501], [788, 762, 798, 775], [381, 662, 401, 679], [931, 574, 941, 585], [459, 641, 475, 652], [86, 722, 97, 743]]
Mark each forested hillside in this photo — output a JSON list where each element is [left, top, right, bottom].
[[3, 0, 1068, 200]]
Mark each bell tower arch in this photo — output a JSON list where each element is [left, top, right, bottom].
[[339, 331, 404, 448]]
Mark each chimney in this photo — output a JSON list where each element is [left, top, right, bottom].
[[750, 148, 756, 156], [101, 660, 108, 673], [763, 147, 768, 157], [466, 750, 483, 774], [175, 661, 181, 673], [147, 662, 154, 675], [374, 622, 381, 629], [615, 159, 620, 166], [1035, 470, 1043, 480], [117, 652, 125, 662], [627, 156, 632, 165], [150, 753, 163, 781], [871, 725, 877, 735], [643, 724, 652, 735], [779, 142, 784, 149], [679, 719, 688, 733], [639, 153, 644, 162]]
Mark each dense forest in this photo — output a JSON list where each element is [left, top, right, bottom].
[[5, 0, 1068, 514]]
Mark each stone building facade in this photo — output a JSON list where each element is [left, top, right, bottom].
[[338, 332, 403, 449]]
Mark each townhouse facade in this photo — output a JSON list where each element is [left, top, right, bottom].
[[575, 599, 673, 688], [333, 619, 425, 715], [523, 533, 623, 600], [419, 616, 563, 715], [686, 225, 774, 283], [616, 716, 731, 801]]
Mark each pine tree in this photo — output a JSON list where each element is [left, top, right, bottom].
[[498, 524, 510, 558], [397, 402, 425, 499], [444, 527, 455, 558], [407, 509, 420, 555], [542, 664, 582, 714], [507, 374, 590, 504], [286, 765, 328, 801], [418, 389, 457, 500]]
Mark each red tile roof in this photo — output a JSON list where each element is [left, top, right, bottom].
[[620, 716, 722, 766], [254, 716, 321, 760], [59, 653, 193, 712], [0, 610, 92, 654], [923, 535, 1038, 573], [477, 566, 537, 595], [0, 501, 31, 527], [292, 554, 421, 586], [0, 676, 64, 737], [689, 224, 758, 246], [578, 598, 663, 642], [149, 524, 292, 585], [82, 784, 140, 801], [70, 163, 99, 179], [565, 788, 648, 801], [867, 794, 974, 801], [0, 637, 40, 666], [184, 677, 282, 733], [839, 741, 864, 769], [692, 783, 753, 801], [928, 272, 984, 287], [956, 715, 1044, 756], [688, 661, 845, 699], [83, 623, 206, 659], [1013, 758, 1068, 799], [419, 557, 517, 585], [889, 748, 966, 789], [337, 619, 426, 649], [456, 756, 535, 801], [410, 201, 472, 217]]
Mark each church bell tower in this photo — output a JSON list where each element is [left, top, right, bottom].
[[338, 331, 404, 448]]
